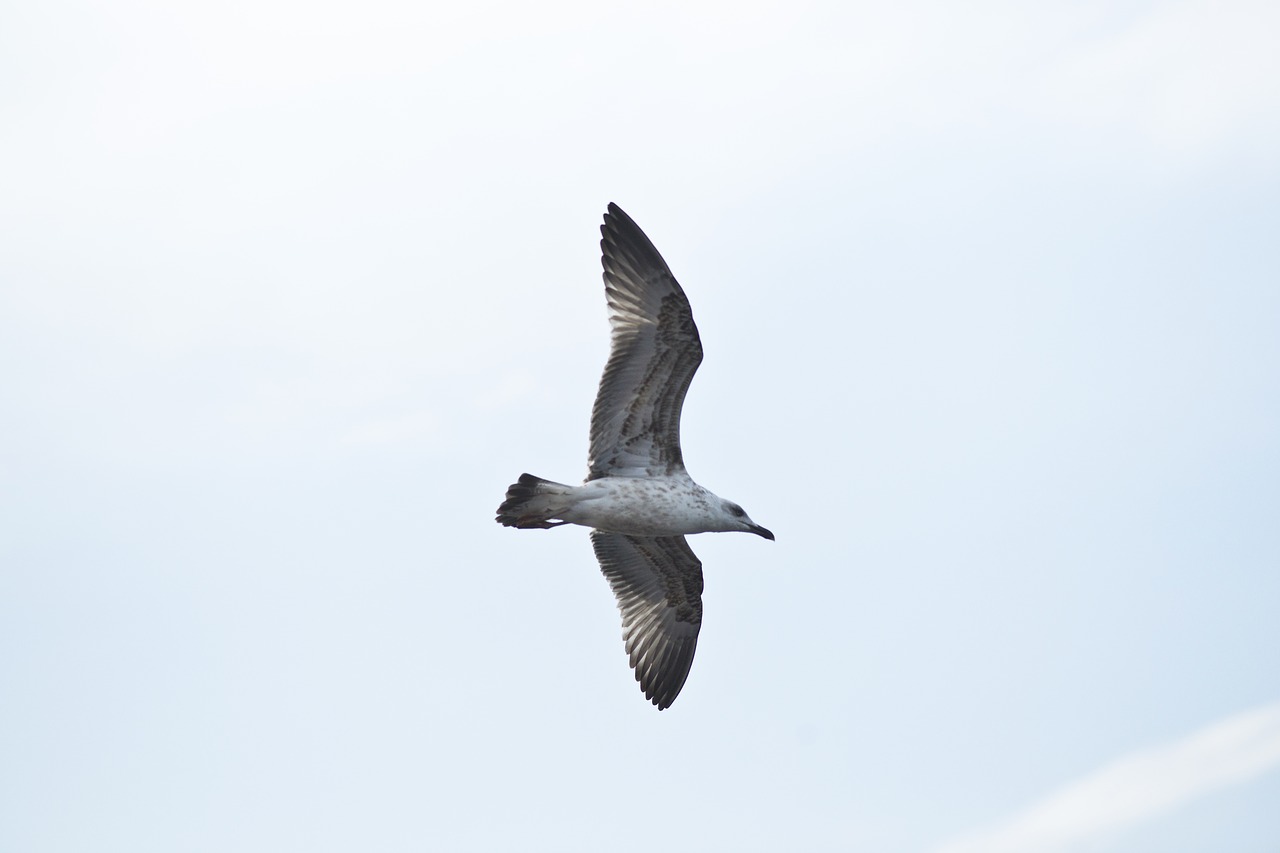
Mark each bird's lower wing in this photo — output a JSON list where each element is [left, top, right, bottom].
[[590, 531, 703, 710]]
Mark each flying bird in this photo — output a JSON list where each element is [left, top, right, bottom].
[[496, 203, 774, 710]]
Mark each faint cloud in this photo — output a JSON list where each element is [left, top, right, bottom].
[[933, 700, 1280, 853]]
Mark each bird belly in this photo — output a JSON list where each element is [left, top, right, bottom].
[[563, 477, 715, 537]]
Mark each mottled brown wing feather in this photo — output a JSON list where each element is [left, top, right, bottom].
[[588, 204, 704, 480], [590, 531, 703, 710]]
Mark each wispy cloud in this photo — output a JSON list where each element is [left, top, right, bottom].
[[933, 700, 1280, 853]]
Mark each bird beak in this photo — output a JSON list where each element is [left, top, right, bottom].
[[749, 524, 775, 541]]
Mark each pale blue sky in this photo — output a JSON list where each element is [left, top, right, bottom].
[[3, 1, 1279, 851]]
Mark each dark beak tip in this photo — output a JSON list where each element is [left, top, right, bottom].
[[754, 526, 775, 541]]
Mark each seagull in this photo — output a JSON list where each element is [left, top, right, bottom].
[[496, 203, 774, 710]]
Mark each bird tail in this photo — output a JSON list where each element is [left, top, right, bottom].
[[496, 474, 576, 529]]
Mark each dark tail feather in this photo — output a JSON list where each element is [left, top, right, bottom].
[[496, 474, 575, 529]]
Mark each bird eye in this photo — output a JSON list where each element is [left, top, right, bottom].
[[729, 504, 746, 517]]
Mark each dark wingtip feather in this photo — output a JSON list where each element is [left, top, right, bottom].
[[600, 203, 674, 280]]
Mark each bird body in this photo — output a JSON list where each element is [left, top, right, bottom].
[[499, 472, 768, 538], [496, 203, 772, 709]]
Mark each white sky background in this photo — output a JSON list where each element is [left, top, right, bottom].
[[2, 1, 1278, 851]]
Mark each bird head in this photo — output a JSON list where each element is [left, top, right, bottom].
[[721, 500, 775, 540]]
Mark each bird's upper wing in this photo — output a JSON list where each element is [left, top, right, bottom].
[[587, 203, 703, 480], [590, 531, 703, 710]]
